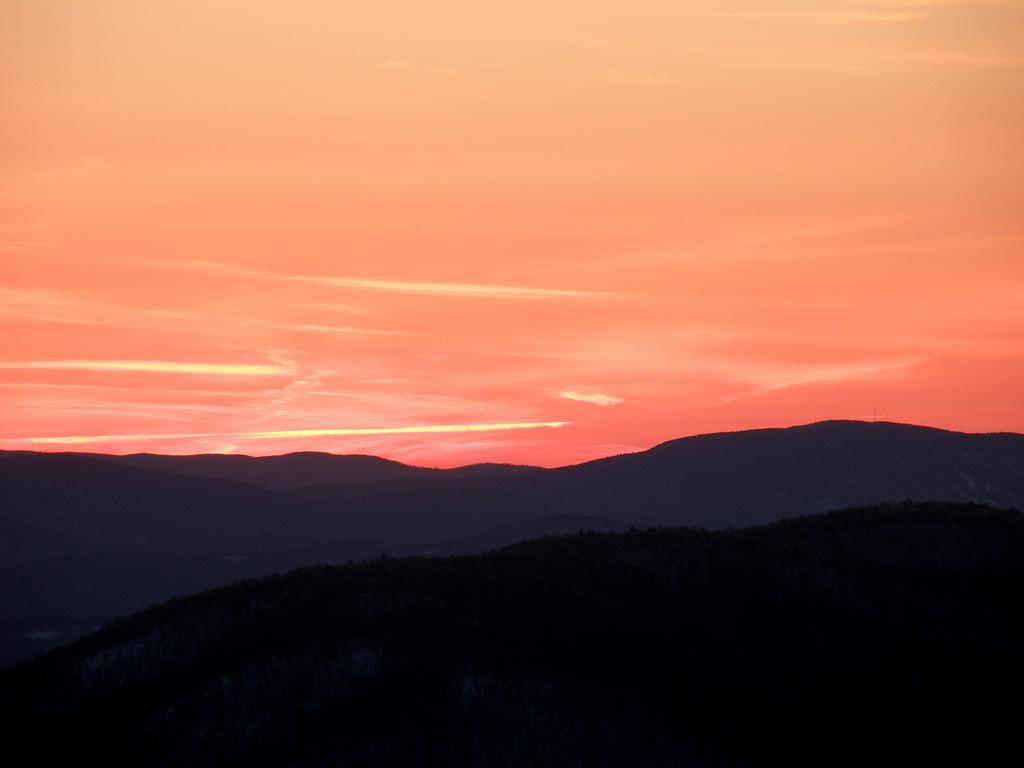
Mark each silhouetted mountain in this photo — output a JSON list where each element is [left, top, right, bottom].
[[93, 452, 542, 489], [0, 453, 281, 556], [442, 461, 543, 479], [2, 420, 1023, 660], [104, 451, 441, 489], [3, 503, 1021, 767], [534, 420, 1024, 527]]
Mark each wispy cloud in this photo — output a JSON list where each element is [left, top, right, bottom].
[[367, 60, 459, 76], [0, 360, 293, 376], [3, 403, 230, 420], [149, 259, 616, 300], [314, 276, 606, 300], [0, 288, 215, 329], [545, 331, 929, 398], [0, 289, 109, 326], [369, 60, 418, 69], [713, 10, 927, 25], [712, 1, 945, 26], [280, 324, 412, 336], [714, 356, 928, 400], [1, 241, 51, 252], [561, 391, 625, 406], [0, 381, 261, 398], [9, 421, 572, 446]]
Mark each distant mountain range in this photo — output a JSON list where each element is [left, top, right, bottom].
[[1, 420, 1023, 664], [4, 502, 1022, 767], [108, 451, 539, 489]]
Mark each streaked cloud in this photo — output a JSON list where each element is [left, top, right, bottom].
[[561, 391, 625, 406], [1, 241, 51, 252], [150, 259, 616, 300], [369, 60, 418, 69], [0, 288, 216, 329], [713, 11, 926, 26], [712, 1, 945, 26], [0, 360, 292, 376], [546, 332, 930, 397], [0, 289, 108, 326], [715, 356, 928, 400], [0, 381, 260, 397], [280, 324, 412, 336], [10, 421, 572, 446], [314, 276, 607, 300]]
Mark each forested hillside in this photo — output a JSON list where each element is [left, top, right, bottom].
[[4, 502, 1021, 767]]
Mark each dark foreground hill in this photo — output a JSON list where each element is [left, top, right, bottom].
[[3, 503, 1022, 767], [2, 420, 1023, 664]]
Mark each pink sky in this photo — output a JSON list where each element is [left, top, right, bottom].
[[2, 1, 1022, 466]]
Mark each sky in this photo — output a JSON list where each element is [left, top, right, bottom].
[[1, 0, 1022, 466]]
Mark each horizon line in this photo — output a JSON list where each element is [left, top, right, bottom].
[[2, 419, 1016, 472]]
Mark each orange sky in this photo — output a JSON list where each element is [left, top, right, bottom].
[[2, 1, 1022, 466]]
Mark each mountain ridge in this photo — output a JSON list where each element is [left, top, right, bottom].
[[2, 419, 1023, 664], [5, 419, 1019, 477]]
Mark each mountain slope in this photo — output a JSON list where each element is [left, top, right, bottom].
[[0, 453, 281, 555], [534, 420, 1024, 527], [2, 420, 1023, 631], [3, 503, 1021, 767]]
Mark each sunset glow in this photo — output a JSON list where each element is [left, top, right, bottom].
[[2, 1, 1022, 465]]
